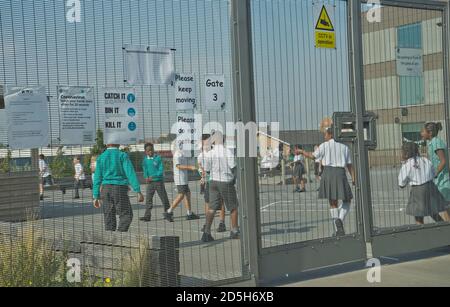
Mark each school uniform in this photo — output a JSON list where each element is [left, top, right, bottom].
[[74, 162, 86, 198], [93, 148, 141, 232], [292, 154, 306, 178], [313, 139, 353, 202], [142, 154, 170, 218], [428, 137, 450, 204], [203, 145, 239, 212], [398, 157, 447, 217], [173, 150, 190, 195], [39, 159, 53, 186], [198, 151, 211, 203], [314, 157, 323, 177]]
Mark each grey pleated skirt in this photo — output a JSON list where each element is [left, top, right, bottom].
[[293, 163, 306, 178], [319, 167, 353, 202], [406, 181, 449, 217]]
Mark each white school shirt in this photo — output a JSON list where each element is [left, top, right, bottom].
[[313, 139, 352, 168], [74, 163, 86, 180], [293, 155, 304, 164], [39, 159, 51, 178], [398, 157, 435, 188], [203, 145, 236, 183], [173, 150, 189, 186]]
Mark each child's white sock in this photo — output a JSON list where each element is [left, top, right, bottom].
[[330, 208, 339, 230], [339, 203, 351, 222], [187, 210, 192, 216], [167, 208, 173, 214]]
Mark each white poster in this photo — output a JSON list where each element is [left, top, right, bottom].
[[396, 48, 423, 77], [175, 73, 197, 111], [5, 86, 49, 149], [124, 45, 175, 86], [171, 112, 201, 154], [58, 86, 96, 145], [204, 75, 226, 112], [102, 88, 139, 145]]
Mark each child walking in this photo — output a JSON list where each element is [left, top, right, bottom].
[[421, 122, 450, 221], [291, 146, 306, 193], [398, 142, 446, 225], [164, 142, 200, 223], [198, 134, 226, 233], [73, 156, 86, 199], [300, 127, 355, 237], [140, 143, 171, 222]]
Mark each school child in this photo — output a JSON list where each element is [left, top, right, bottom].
[[39, 154, 53, 201], [398, 142, 446, 225], [300, 127, 355, 237], [73, 156, 86, 199], [164, 142, 200, 223], [198, 134, 226, 233], [140, 143, 171, 222], [90, 155, 98, 185], [201, 131, 240, 243], [314, 145, 323, 183], [93, 144, 144, 232], [421, 122, 450, 222], [291, 146, 306, 193]]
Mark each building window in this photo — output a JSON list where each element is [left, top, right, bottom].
[[402, 122, 424, 143], [398, 23, 424, 106]]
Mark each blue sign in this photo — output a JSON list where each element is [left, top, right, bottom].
[[128, 108, 136, 117], [128, 122, 137, 132], [127, 93, 136, 103]]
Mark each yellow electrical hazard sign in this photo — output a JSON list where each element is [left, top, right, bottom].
[[314, 4, 336, 49], [315, 5, 334, 32], [315, 31, 336, 49]]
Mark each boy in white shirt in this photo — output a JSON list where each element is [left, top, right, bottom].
[[399, 142, 446, 225], [73, 156, 86, 199], [39, 154, 53, 201], [164, 142, 200, 222]]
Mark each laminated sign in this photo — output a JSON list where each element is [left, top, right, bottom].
[[102, 88, 139, 145], [58, 86, 96, 145], [314, 3, 336, 49], [5, 86, 50, 149]]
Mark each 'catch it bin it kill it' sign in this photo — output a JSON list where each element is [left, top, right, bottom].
[[314, 3, 336, 49]]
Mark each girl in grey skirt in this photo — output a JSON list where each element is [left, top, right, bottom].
[[399, 143, 446, 225], [300, 127, 355, 237]]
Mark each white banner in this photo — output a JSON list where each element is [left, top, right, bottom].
[[396, 48, 423, 77], [101, 88, 139, 145], [204, 74, 226, 112], [171, 112, 201, 154], [5, 86, 49, 149], [124, 45, 175, 86], [58, 86, 96, 145], [175, 73, 197, 111]]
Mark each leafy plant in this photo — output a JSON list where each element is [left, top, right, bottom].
[[0, 149, 11, 173], [49, 147, 73, 179]]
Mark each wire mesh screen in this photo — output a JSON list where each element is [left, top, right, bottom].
[[0, 0, 248, 287], [251, 0, 357, 249], [362, 5, 450, 233]]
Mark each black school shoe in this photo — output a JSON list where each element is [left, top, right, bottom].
[[335, 219, 346, 237], [164, 212, 174, 222], [186, 213, 200, 221], [39, 194, 44, 201], [216, 222, 227, 233], [140, 215, 152, 222], [201, 232, 215, 243], [230, 231, 240, 240]]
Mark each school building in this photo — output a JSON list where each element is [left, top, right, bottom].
[[362, 6, 446, 167]]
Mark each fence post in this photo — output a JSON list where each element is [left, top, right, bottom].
[[230, 0, 261, 285], [348, 0, 374, 254]]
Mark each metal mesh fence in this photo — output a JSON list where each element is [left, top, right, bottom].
[[0, 0, 248, 287], [361, 4, 450, 233]]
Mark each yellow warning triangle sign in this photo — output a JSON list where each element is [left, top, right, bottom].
[[315, 5, 334, 32]]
